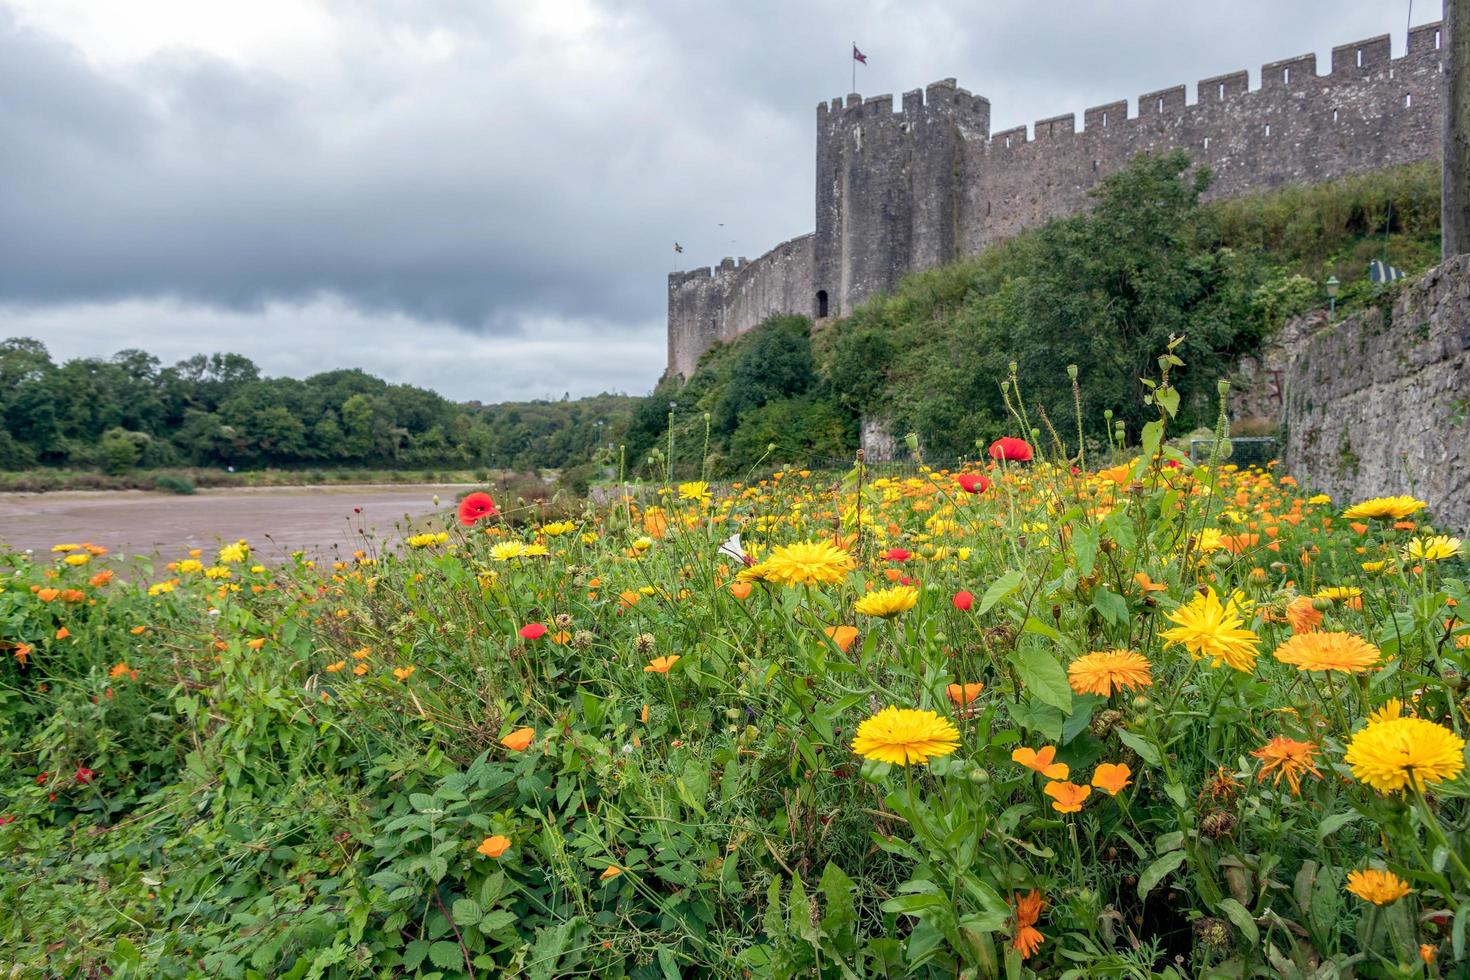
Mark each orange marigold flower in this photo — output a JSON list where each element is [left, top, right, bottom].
[[476, 834, 511, 858], [89, 570, 114, 588], [392, 665, 415, 681], [55, 627, 70, 640], [1012, 745, 1069, 779], [1010, 889, 1045, 959], [325, 660, 347, 672], [1273, 632, 1381, 674], [1066, 650, 1152, 697], [643, 655, 680, 673], [1251, 737, 1322, 794], [1090, 763, 1132, 795], [1285, 596, 1321, 634], [1044, 780, 1091, 813], [500, 727, 535, 751], [728, 581, 752, 600], [599, 865, 623, 881], [36, 588, 60, 602]]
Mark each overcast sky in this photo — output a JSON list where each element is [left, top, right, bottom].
[[0, 0, 1440, 403]]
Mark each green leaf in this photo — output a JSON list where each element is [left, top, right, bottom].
[[1156, 386, 1180, 419], [1138, 850, 1187, 899], [1012, 647, 1072, 713], [403, 940, 431, 971], [1317, 811, 1360, 842], [451, 898, 483, 927], [1092, 586, 1129, 626], [978, 570, 1024, 615], [1009, 700, 1064, 741], [1216, 898, 1259, 946], [428, 941, 463, 971], [1115, 727, 1161, 767], [1072, 524, 1098, 577], [1141, 420, 1165, 459]]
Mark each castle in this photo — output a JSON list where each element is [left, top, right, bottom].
[[667, 22, 1446, 378]]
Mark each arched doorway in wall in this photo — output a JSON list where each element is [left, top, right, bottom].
[[816, 290, 829, 318]]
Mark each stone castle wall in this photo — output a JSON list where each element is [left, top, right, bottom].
[[1272, 256, 1470, 532], [667, 22, 1447, 377]]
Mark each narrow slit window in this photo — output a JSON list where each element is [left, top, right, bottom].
[[1203, 136, 1211, 149], [1265, 123, 1271, 137], [1356, 49, 1363, 68], [1101, 111, 1108, 127], [1333, 108, 1339, 123], [1436, 30, 1443, 50], [1004, 135, 1011, 148], [1219, 82, 1225, 99], [1283, 67, 1291, 85], [1156, 97, 1164, 113], [1405, 93, 1413, 107]]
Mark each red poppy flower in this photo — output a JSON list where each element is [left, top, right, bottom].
[[75, 767, 95, 784], [953, 590, 974, 611], [457, 491, 498, 526], [0, 815, 14, 826], [957, 473, 991, 494], [884, 547, 911, 561], [518, 623, 548, 640], [988, 437, 1033, 462]]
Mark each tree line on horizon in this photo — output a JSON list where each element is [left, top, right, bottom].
[[0, 340, 637, 475]]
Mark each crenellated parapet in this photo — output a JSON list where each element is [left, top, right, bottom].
[[666, 22, 1447, 377]]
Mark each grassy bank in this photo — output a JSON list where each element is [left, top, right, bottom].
[[0, 467, 506, 495]]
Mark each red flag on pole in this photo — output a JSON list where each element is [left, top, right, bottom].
[[852, 44, 867, 63]]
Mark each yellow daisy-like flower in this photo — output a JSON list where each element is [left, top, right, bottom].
[[538, 520, 577, 536], [677, 481, 712, 503], [1342, 496, 1427, 521], [735, 561, 772, 583], [1344, 717, 1465, 793], [406, 532, 449, 549], [854, 584, 920, 619], [1160, 588, 1260, 672], [63, 554, 90, 566], [851, 706, 960, 766], [519, 543, 550, 557], [1367, 699, 1405, 724], [218, 541, 249, 563], [1066, 650, 1152, 697], [177, 559, 204, 574], [489, 542, 527, 561], [1403, 535, 1463, 563], [1195, 528, 1226, 553], [1272, 632, 1381, 674], [1313, 586, 1363, 603], [762, 541, 854, 587], [1344, 868, 1412, 905]]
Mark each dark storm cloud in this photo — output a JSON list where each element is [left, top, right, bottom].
[[0, 1, 1440, 400]]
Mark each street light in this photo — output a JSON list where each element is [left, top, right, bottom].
[[1325, 276, 1340, 320]]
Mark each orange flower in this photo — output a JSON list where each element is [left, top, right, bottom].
[[1285, 596, 1321, 634], [325, 660, 347, 672], [728, 581, 752, 600], [392, 665, 415, 681], [1090, 763, 1132, 795], [89, 570, 114, 587], [1133, 572, 1167, 593], [644, 655, 680, 673], [55, 627, 70, 640], [1044, 780, 1091, 813], [129, 625, 147, 635], [36, 588, 60, 602], [1251, 737, 1322, 794], [246, 638, 266, 650], [825, 625, 860, 653], [500, 727, 535, 751], [476, 835, 511, 858], [618, 590, 641, 608], [946, 682, 984, 706], [599, 865, 623, 881], [640, 703, 649, 723], [13, 642, 32, 667], [1012, 745, 1069, 779], [1010, 890, 1045, 959]]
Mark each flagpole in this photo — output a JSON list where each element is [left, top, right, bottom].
[[851, 41, 856, 93]]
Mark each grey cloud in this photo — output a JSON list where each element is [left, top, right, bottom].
[[0, 0, 1441, 401]]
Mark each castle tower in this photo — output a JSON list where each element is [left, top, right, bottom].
[[813, 80, 991, 319]]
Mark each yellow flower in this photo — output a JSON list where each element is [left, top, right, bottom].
[[51, 543, 82, 552], [1344, 868, 1412, 905], [520, 543, 550, 557], [1067, 650, 1152, 697], [762, 540, 854, 587], [147, 579, 179, 596], [1195, 528, 1226, 553], [538, 520, 577, 536], [63, 554, 90, 566], [406, 532, 448, 549], [177, 559, 204, 574], [1273, 632, 1381, 674], [735, 561, 772, 583], [1307, 494, 1332, 505], [1403, 535, 1463, 563], [204, 566, 232, 580], [1160, 588, 1260, 672], [218, 541, 249, 563], [854, 585, 920, 619], [1313, 586, 1362, 603], [677, 481, 712, 503], [1345, 717, 1465, 793], [490, 541, 526, 561], [1367, 699, 1405, 724], [851, 707, 960, 766], [392, 665, 416, 681], [1342, 496, 1427, 521]]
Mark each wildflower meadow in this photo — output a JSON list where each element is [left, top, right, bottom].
[[2, 358, 1469, 978]]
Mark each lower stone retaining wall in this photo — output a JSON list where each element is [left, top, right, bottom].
[[1255, 256, 1470, 531]]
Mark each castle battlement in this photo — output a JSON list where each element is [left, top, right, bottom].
[[666, 21, 1446, 378]]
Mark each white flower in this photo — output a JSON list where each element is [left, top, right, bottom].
[[718, 533, 745, 564]]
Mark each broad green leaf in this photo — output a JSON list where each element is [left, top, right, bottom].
[[1138, 850, 1187, 899], [1216, 898, 1259, 946], [1141, 420, 1165, 459], [1317, 811, 1360, 842], [1012, 647, 1072, 713], [1092, 587, 1128, 626], [979, 570, 1024, 615], [1115, 727, 1161, 767]]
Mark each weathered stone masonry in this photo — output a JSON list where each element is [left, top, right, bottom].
[[667, 23, 1446, 378]]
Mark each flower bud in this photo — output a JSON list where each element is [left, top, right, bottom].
[[967, 767, 990, 785], [1217, 380, 1231, 396]]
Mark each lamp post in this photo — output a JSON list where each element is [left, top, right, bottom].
[[1325, 276, 1340, 320]]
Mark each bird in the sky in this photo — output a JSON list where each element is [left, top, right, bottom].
[[674, 242, 683, 253]]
